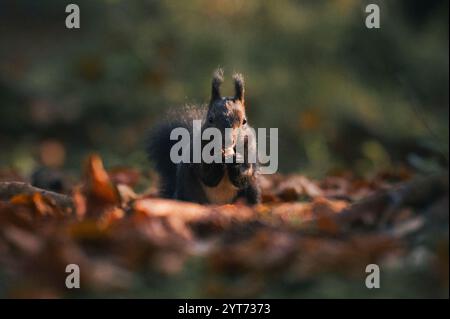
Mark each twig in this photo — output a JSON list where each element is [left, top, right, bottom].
[[0, 182, 74, 209]]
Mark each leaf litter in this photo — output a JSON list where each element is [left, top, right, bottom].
[[0, 154, 448, 298]]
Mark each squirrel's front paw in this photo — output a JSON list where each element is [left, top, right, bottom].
[[227, 163, 254, 187]]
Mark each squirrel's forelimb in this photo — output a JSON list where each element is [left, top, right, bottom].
[[147, 70, 261, 205]]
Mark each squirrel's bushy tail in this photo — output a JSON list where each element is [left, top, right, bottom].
[[146, 106, 207, 198], [146, 121, 179, 198]]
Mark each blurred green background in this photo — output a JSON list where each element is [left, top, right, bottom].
[[0, 0, 448, 179]]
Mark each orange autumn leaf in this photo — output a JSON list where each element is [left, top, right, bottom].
[[10, 192, 64, 217], [133, 198, 209, 221], [72, 186, 86, 220], [311, 197, 348, 215], [84, 154, 120, 205], [0, 159, 446, 298], [98, 207, 125, 229]]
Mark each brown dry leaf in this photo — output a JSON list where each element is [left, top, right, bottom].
[[311, 197, 348, 216], [18, 233, 90, 294], [102, 216, 190, 272], [84, 154, 120, 205], [209, 229, 298, 274], [290, 197, 349, 234], [213, 204, 256, 222], [9, 194, 33, 206], [0, 201, 35, 231], [85, 260, 134, 292], [271, 202, 313, 224], [31, 193, 59, 217], [68, 219, 111, 241], [116, 183, 138, 205], [148, 249, 188, 275], [292, 234, 403, 279], [319, 176, 352, 199], [10, 192, 65, 218], [81, 154, 122, 218], [189, 204, 258, 236], [2, 225, 43, 254], [276, 175, 323, 201], [0, 157, 446, 298], [259, 174, 284, 201], [133, 198, 209, 222], [260, 192, 279, 203], [315, 214, 341, 235], [72, 186, 86, 220], [267, 197, 347, 229], [98, 207, 125, 229]]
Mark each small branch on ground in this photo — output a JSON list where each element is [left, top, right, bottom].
[[0, 181, 74, 210]]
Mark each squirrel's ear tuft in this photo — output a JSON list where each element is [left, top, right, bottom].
[[211, 68, 224, 102], [233, 73, 245, 103]]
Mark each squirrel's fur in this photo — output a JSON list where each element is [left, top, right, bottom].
[[146, 69, 260, 205]]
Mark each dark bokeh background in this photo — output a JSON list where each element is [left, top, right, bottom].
[[0, 0, 448, 179]]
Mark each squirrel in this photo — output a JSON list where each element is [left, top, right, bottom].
[[146, 69, 261, 205]]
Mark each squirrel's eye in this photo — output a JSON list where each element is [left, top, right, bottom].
[[242, 118, 247, 125], [208, 116, 214, 123]]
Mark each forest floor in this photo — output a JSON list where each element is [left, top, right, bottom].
[[0, 154, 448, 298]]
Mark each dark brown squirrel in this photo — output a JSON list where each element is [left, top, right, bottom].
[[146, 69, 261, 205]]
